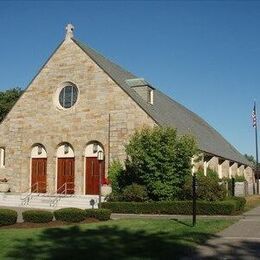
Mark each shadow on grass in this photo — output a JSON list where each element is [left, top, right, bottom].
[[7, 225, 215, 259], [171, 218, 193, 227]]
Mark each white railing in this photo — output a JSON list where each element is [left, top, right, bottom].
[[21, 182, 47, 206], [50, 182, 74, 207]]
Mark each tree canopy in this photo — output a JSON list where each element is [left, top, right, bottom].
[[0, 88, 23, 122]]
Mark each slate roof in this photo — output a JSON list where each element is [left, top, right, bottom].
[[73, 38, 250, 166]]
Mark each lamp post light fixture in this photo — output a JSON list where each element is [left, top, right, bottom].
[[97, 150, 104, 208], [37, 145, 42, 155], [93, 143, 98, 154], [64, 143, 69, 154], [192, 173, 197, 226]]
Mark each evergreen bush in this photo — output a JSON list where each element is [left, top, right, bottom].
[[121, 184, 148, 202], [182, 172, 226, 201], [102, 200, 240, 215], [22, 210, 53, 223], [85, 209, 111, 221], [54, 208, 86, 223], [0, 208, 17, 225]]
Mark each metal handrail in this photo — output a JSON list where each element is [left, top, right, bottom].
[[21, 182, 48, 205], [21, 182, 38, 205], [50, 182, 74, 207]]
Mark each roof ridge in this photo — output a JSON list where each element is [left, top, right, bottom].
[[72, 37, 250, 166], [72, 38, 137, 80]]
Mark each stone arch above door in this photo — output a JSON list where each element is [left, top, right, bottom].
[[85, 141, 104, 157], [31, 144, 47, 158], [57, 143, 74, 158]]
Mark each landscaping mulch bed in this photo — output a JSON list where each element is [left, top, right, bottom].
[[0, 218, 99, 229]]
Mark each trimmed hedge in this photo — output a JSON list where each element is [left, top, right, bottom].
[[0, 209, 17, 225], [102, 199, 244, 215], [85, 209, 111, 221], [230, 197, 246, 213], [22, 210, 53, 223], [54, 208, 86, 223]]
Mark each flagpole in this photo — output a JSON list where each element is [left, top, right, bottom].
[[254, 101, 259, 194]]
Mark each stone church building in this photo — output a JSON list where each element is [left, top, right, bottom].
[[0, 24, 253, 195]]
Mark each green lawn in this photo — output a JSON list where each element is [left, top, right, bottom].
[[0, 219, 234, 259]]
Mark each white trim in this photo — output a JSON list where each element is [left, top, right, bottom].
[[57, 144, 74, 158], [55, 157, 58, 193], [53, 81, 80, 111], [31, 145, 47, 158], [0, 147, 5, 168], [84, 143, 103, 157], [83, 156, 86, 195], [29, 157, 32, 191]]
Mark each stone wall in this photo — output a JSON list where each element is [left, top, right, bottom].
[[0, 38, 155, 194]]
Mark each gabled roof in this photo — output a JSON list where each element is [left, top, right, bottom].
[[73, 38, 250, 166]]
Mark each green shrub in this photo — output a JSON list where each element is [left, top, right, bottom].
[[197, 200, 236, 215], [206, 169, 220, 181], [106, 192, 122, 202], [85, 209, 111, 221], [123, 127, 198, 201], [22, 210, 53, 223], [234, 175, 246, 182], [54, 208, 86, 223], [121, 184, 148, 202], [228, 197, 246, 212], [0, 208, 17, 225], [102, 200, 239, 215], [108, 160, 125, 194], [183, 174, 226, 201]]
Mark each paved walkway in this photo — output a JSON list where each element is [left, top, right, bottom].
[[192, 206, 260, 259]]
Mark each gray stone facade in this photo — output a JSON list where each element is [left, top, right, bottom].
[[0, 39, 155, 194]]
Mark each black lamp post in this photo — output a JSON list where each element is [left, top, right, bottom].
[[97, 150, 104, 208], [192, 173, 197, 226]]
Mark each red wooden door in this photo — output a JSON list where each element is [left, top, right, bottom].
[[31, 158, 47, 193], [57, 158, 75, 194], [85, 157, 105, 195]]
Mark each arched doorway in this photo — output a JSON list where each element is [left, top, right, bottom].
[[85, 142, 105, 195], [31, 144, 47, 193], [57, 143, 75, 194]]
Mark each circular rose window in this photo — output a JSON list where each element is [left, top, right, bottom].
[[59, 85, 78, 109]]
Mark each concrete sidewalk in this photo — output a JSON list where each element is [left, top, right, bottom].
[[111, 213, 241, 221], [191, 206, 260, 259]]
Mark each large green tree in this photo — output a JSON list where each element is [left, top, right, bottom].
[[0, 88, 23, 122], [121, 127, 198, 201]]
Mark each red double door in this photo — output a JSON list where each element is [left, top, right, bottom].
[[57, 158, 75, 194], [85, 157, 105, 195], [31, 158, 47, 193]]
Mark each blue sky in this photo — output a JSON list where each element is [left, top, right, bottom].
[[0, 1, 259, 157]]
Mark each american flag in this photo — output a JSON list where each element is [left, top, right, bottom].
[[252, 103, 257, 128]]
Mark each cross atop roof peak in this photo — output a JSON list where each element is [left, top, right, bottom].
[[65, 23, 74, 40]]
